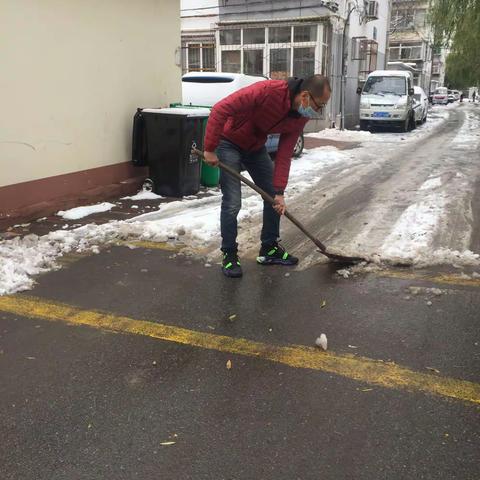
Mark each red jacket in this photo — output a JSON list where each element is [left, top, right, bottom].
[[203, 79, 308, 191]]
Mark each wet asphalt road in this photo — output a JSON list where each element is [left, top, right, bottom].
[[1, 245, 479, 480]]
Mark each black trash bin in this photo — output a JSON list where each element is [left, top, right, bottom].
[[135, 107, 210, 197]]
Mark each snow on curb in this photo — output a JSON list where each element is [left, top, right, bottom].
[[57, 202, 115, 220], [0, 146, 350, 296]]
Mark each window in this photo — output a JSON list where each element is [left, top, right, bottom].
[[244, 50, 263, 75], [222, 50, 241, 73], [358, 40, 378, 81], [269, 48, 291, 79], [391, 9, 414, 29], [188, 44, 200, 71], [373, 26, 377, 41], [202, 45, 215, 71], [184, 43, 215, 73], [414, 9, 426, 27], [389, 43, 423, 61], [218, 24, 327, 78], [293, 47, 315, 78], [220, 29, 241, 45], [389, 47, 400, 61], [400, 45, 422, 60], [269, 26, 291, 44], [294, 25, 317, 42], [243, 28, 264, 45]]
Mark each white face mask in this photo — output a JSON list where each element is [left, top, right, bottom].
[[298, 95, 318, 118]]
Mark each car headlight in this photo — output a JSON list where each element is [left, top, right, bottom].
[[394, 100, 407, 110], [360, 99, 370, 108]]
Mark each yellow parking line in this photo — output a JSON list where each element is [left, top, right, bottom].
[[0, 294, 479, 405], [377, 270, 480, 288], [118, 240, 182, 251]]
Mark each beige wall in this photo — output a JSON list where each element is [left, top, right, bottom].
[[0, 0, 181, 187]]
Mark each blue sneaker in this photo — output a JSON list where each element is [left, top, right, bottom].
[[257, 243, 298, 266]]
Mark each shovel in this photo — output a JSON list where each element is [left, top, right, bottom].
[[193, 148, 363, 264]]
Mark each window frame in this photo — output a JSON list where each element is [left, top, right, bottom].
[[185, 42, 216, 73], [217, 23, 328, 79]]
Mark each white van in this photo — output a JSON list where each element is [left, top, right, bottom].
[[358, 70, 415, 132]]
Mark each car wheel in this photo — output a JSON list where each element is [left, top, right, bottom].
[[359, 120, 369, 131], [293, 134, 304, 158]]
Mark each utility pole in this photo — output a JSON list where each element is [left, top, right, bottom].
[[340, 4, 357, 130]]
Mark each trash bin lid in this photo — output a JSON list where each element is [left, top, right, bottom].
[[142, 107, 210, 117]]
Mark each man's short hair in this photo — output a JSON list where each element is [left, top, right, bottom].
[[301, 74, 331, 97]]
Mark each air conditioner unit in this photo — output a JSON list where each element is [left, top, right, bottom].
[[366, 1, 379, 20]]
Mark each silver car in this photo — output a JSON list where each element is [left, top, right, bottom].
[[413, 86, 428, 124]]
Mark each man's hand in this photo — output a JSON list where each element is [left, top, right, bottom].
[[273, 195, 286, 215], [203, 151, 219, 166]]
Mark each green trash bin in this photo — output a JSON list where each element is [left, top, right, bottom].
[[169, 103, 220, 188], [199, 115, 220, 187]]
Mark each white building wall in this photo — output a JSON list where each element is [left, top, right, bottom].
[[181, 0, 219, 31], [0, 0, 181, 188]]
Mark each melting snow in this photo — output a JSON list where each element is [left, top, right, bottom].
[[57, 202, 115, 220], [121, 190, 164, 201]]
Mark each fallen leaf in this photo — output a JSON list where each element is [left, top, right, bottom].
[[26, 356, 36, 360], [160, 441, 176, 446], [426, 367, 440, 373], [361, 388, 373, 392], [226, 360, 232, 370], [348, 345, 358, 349], [321, 300, 327, 308], [228, 314, 237, 321]]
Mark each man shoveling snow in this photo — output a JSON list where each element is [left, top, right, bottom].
[[202, 74, 331, 277]]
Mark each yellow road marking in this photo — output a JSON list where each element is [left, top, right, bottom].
[[118, 240, 182, 251], [0, 295, 479, 405], [377, 270, 480, 288]]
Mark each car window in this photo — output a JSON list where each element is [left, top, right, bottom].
[[363, 76, 406, 95], [182, 76, 234, 83]]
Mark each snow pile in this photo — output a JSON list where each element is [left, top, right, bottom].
[[451, 111, 480, 150], [380, 192, 447, 262], [419, 177, 442, 190], [57, 202, 115, 220], [121, 191, 164, 201], [307, 128, 374, 142]]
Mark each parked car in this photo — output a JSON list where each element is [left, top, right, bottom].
[[358, 70, 416, 132], [447, 90, 455, 103], [452, 90, 461, 101], [432, 87, 448, 105], [413, 86, 428, 124], [181, 72, 304, 157]]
